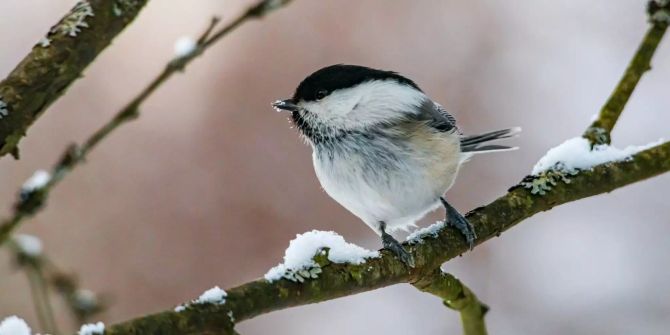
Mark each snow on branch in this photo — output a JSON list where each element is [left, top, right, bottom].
[[99, 141, 670, 335], [265, 230, 379, 283], [0, 316, 31, 335]]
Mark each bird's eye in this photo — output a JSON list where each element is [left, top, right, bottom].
[[315, 90, 328, 100]]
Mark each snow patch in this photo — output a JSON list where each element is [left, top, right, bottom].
[[173, 36, 197, 58], [13, 234, 43, 257], [531, 137, 663, 175], [0, 316, 31, 335], [406, 221, 446, 244], [175, 286, 227, 312], [74, 289, 98, 310], [78, 322, 104, 335], [21, 170, 51, 194], [265, 230, 379, 282], [194, 286, 227, 305]]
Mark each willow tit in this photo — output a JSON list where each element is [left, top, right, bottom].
[[273, 64, 519, 266]]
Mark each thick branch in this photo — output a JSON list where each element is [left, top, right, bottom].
[[0, 0, 292, 246], [0, 0, 150, 158], [100, 141, 670, 335], [413, 269, 488, 335], [583, 4, 668, 144]]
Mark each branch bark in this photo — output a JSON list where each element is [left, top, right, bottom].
[[414, 269, 489, 335], [0, 0, 150, 159], [583, 4, 668, 145], [99, 141, 670, 335]]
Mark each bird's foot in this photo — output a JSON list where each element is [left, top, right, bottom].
[[381, 231, 415, 268], [441, 197, 476, 250]]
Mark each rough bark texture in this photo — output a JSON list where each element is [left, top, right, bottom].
[[100, 141, 670, 335], [414, 269, 489, 335], [0, 0, 149, 158], [0, 0, 293, 247]]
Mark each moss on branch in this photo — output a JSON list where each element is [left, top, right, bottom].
[[101, 141, 670, 335], [0, 0, 150, 158], [414, 269, 489, 335], [584, 3, 668, 144]]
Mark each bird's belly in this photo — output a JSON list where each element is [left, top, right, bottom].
[[312, 137, 460, 232]]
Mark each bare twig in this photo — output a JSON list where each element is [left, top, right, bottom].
[[11, 240, 60, 334], [9, 238, 106, 330], [583, 1, 669, 145], [0, 0, 293, 246], [414, 269, 489, 335]]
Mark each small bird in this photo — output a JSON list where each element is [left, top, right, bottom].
[[273, 64, 519, 267]]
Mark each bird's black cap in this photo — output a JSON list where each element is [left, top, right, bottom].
[[292, 64, 421, 102]]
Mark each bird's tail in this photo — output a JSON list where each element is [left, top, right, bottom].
[[460, 127, 521, 154]]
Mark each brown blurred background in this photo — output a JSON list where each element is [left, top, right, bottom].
[[1, 0, 669, 334]]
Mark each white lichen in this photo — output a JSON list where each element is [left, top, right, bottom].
[[38, 37, 51, 48], [521, 167, 578, 195], [0, 99, 8, 119], [113, 4, 123, 16], [227, 310, 235, 323], [651, 10, 670, 24], [78, 321, 104, 335], [51, 1, 95, 37]]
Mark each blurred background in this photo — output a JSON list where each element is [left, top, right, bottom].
[[1, 0, 669, 334]]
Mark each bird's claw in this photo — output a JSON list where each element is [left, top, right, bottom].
[[446, 214, 476, 250], [382, 233, 415, 267], [442, 198, 477, 250]]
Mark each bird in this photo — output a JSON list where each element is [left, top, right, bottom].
[[272, 64, 519, 267]]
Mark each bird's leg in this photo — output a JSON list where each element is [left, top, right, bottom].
[[440, 197, 476, 250], [379, 221, 415, 267]]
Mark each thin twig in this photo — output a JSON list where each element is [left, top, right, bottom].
[[0, 0, 293, 246], [583, 1, 669, 145], [413, 269, 489, 335], [26, 266, 53, 334], [11, 240, 60, 335], [9, 240, 106, 329]]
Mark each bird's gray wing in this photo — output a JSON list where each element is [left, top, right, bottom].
[[417, 100, 459, 133]]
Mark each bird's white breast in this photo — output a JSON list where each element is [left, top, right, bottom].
[[312, 128, 462, 234]]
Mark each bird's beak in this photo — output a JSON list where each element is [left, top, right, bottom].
[[272, 99, 300, 113]]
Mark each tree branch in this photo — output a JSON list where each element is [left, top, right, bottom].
[[99, 141, 670, 335], [413, 269, 488, 335], [9, 238, 106, 331], [583, 1, 669, 145], [0, 0, 293, 246], [0, 0, 150, 159]]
